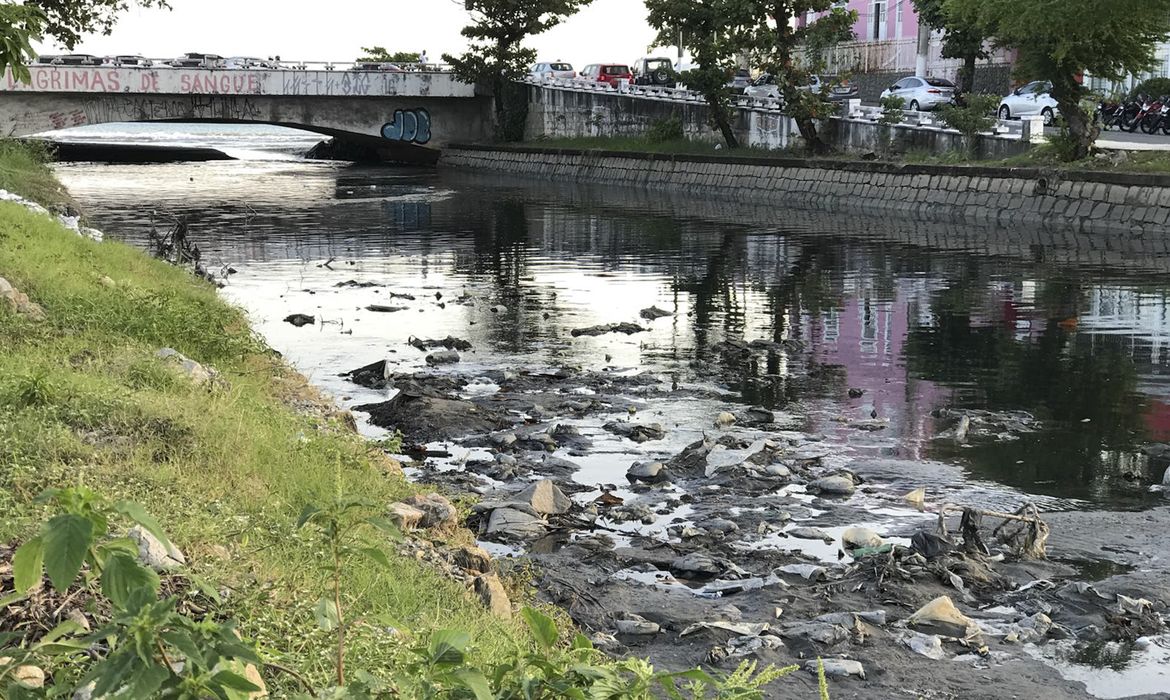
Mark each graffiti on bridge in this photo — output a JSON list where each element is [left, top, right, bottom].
[[381, 108, 431, 144]]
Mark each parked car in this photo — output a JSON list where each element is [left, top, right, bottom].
[[581, 63, 633, 88], [350, 62, 403, 72], [169, 53, 225, 68], [224, 56, 271, 69], [530, 61, 576, 80], [879, 76, 958, 111], [997, 81, 1059, 125], [744, 73, 859, 101], [632, 57, 676, 87], [103, 55, 152, 67], [726, 68, 751, 93], [34, 54, 100, 66]]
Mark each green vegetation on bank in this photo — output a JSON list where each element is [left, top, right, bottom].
[[0, 140, 71, 209], [0, 142, 797, 697]]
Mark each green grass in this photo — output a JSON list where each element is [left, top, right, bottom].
[[0, 153, 532, 691], [0, 140, 72, 209]]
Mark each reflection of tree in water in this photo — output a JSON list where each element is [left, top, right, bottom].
[[903, 275, 1152, 503]]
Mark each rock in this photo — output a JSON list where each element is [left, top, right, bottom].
[[602, 421, 666, 443], [157, 348, 227, 389], [700, 518, 739, 535], [776, 564, 826, 581], [609, 504, 656, 524], [670, 552, 723, 579], [341, 359, 392, 389], [489, 305, 507, 313], [354, 393, 510, 442], [816, 611, 887, 627], [366, 304, 408, 313], [517, 479, 572, 515], [425, 350, 461, 365], [811, 476, 855, 496], [570, 322, 646, 337], [901, 631, 945, 660], [451, 544, 492, 574], [713, 412, 737, 429], [737, 407, 774, 426], [0, 276, 46, 322], [847, 388, 865, 398], [128, 525, 185, 571], [788, 527, 834, 542], [805, 659, 865, 679], [764, 463, 791, 478], [626, 461, 667, 484], [486, 507, 547, 539], [402, 493, 457, 529], [783, 622, 850, 646], [908, 596, 978, 638], [639, 306, 672, 320], [388, 502, 425, 530], [473, 573, 512, 619], [283, 313, 315, 327], [0, 658, 45, 689], [1163, 465, 1170, 486], [616, 615, 660, 635], [409, 335, 472, 352], [841, 527, 883, 550]]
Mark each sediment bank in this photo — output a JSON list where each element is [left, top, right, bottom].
[[441, 144, 1170, 238]]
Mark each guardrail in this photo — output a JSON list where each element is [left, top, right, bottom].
[[523, 76, 1048, 144], [33, 58, 454, 72]]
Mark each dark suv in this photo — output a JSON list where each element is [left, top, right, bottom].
[[632, 57, 677, 87]]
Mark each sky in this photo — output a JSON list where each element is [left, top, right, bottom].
[[37, 0, 673, 70]]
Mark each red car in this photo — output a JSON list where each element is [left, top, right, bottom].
[[581, 63, 633, 88]]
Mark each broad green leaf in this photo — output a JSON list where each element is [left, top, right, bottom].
[[102, 552, 160, 609], [42, 514, 93, 592], [453, 669, 493, 700], [364, 516, 403, 540], [40, 619, 82, 643], [209, 669, 261, 692], [35, 640, 93, 655], [428, 629, 470, 666], [570, 632, 594, 650], [11, 536, 44, 592], [188, 573, 223, 604], [673, 668, 719, 685], [520, 607, 558, 651], [113, 501, 171, 550], [313, 597, 339, 631], [295, 503, 320, 529], [358, 546, 392, 569], [125, 662, 169, 697]]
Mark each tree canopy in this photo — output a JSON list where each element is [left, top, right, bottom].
[[29, 0, 170, 50], [947, 0, 1170, 159], [912, 0, 988, 93], [355, 46, 420, 64]]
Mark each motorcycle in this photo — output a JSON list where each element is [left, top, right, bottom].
[[1125, 94, 1160, 132], [1140, 95, 1170, 134], [1098, 98, 1139, 131]]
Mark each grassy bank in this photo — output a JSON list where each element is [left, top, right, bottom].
[[0, 140, 72, 208], [0, 146, 529, 692]]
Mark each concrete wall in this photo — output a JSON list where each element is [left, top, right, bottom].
[[440, 144, 1170, 238], [1, 92, 493, 149], [827, 118, 1032, 159], [525, 86, 797, 149]]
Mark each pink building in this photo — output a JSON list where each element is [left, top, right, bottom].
[[800, 0, 921, 42]]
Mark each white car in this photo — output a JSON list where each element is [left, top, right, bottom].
[[998, 81, 1059, 125], [530, 62, 576, 80], [224, 57, 271, 69], [879, 76, 958, 111]]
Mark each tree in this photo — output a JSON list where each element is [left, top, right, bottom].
[[443, 0, 593, 141], [0, 4, 45, 82], [912, 0, 988, 93], [28, 0, 170, 50], [645, 0, 744, 147], [738, 1, 856, 153], [356, 46, 419, 64], [947, 0, 1170, 160]]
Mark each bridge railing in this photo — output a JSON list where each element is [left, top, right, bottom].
[[36, 57, 454, 72]]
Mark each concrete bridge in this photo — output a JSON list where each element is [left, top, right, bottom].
[[0, 65, 492, 160]]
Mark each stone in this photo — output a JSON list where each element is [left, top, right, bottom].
[[425, 350, 461, 365], [616, 614, 660, 635], [639, 306, 672, 320], [713, 412, 737, 429], [402, 493, 458, 529], [355, 393, 510, 442], [788, 527, 834, 542], [764, 463, 791, 478], [516, 479, 572, 515], [816, 610, 887, 627], [486, 507, 547, 539], [128, 525, 186, 571], [570, 322, 646, 337], [626, 461, 666, 484], [157, 348, 227, 389], [1163, 465, 1170, 486], [776, 563, 826, 581], [670, 552, 723, 579], [782, 621, 850, 645], [0, 276, 47, 322], [473, 573, 512, 619], [902, 631, 945, 660], [811, 476, 855, 496], [841, 527, 883, 550], [283, 313, 315, 327], [805, 659, 865, 680], [388, 502, 425, 530], [908, 596, 977, 638], [700, 518, 739, 535], [602, 421, 666, 443], [451, 544, 492, 574]]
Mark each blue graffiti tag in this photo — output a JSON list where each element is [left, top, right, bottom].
[[382, 108, 431, 144]]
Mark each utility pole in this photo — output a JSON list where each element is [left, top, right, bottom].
[[914, 17, 929, 77]]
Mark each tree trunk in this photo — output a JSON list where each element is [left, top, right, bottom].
[[795, 115, 827, 154], [1051, 78, 1098, 161], [961, 52, 977, 95], [704, 91, 738, 148]]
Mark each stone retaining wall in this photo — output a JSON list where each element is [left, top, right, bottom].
[[441, 144, 1170, 238]]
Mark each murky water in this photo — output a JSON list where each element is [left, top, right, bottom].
[[54, 157, 1170, 511]]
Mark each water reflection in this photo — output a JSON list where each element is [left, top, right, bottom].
[[54, 161, 1170, 507]]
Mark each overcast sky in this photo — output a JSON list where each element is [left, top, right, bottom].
[[39, 0, 672, 69]]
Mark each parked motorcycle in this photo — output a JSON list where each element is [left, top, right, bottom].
[[1098, 98, 1139, 131], [1139, 95, 1170, 134], [1125, 94, 1161, 132]]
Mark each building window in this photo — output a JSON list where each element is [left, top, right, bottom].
[[871, 0, 887, 40]]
